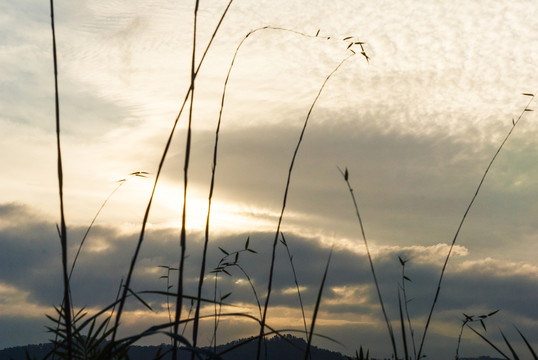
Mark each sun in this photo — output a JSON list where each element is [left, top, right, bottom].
[[150, 181, 275, 233]]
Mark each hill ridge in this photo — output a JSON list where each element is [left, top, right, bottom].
[[0, 335, 504, 360]]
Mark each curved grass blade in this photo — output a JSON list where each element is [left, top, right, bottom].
[[466, 325, 510, 360], [398, 290, 409, 360], [111, 0, 236, 346], [174, 1, 201, 357], [49, 1, 72, 357], [304, 249, 332, 360], [515, 326, 538, 360], [417, 92, 538, 359], [194, 25, 363, 360], [338, 167, 398, 358], [500, 330, 520, 360], [281, 232, 309, 343], [257, 51, 358, 360]]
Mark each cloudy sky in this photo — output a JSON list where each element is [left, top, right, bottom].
[[1, 0, 537, 358]]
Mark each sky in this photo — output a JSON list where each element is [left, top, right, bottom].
[[1, 0, 537, 358]]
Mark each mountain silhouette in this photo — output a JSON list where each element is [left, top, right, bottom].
[[0, 334, 344, 360], [0, 335, 504, 360]]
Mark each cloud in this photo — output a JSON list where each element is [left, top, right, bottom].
[[0, 282, 51, 319], [0, 202, 536, 356], [151, 120, 538, 265], [458, 257, 538, 279], [3, 0, 538, 357]]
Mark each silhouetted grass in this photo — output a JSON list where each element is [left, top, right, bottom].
[[256, 51, 359, 360], [416, 91, 537, 359], [173, 1, 200, 357], [398, 256, 417, 359], [338, 92, 537, 360], [111, 1, 235, 348], [49, 0, 72, 358], [45, 1, 537, 359], [337, 167, 398, 358], [304, 249, 333, 360], [280, 232, 309, 343]]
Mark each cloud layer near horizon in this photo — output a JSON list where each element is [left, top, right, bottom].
[[0, 203, 536, 358]]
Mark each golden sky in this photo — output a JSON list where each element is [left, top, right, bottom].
[[1, 0, 537, 358]]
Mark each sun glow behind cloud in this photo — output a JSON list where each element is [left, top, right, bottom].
[[149, 182, 280, 234]]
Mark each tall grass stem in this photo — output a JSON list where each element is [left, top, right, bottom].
[[70, 179, 129, 279], [173, 1, 200, 358], [257, 52, 356, 360], [281, 232, 309, 342], [338, 168, 398, 359], [399, 258, 417, 359], [416, 92, 537, 359], [110, 0, 234, 345], [49, 1, 72, 357], [304, 249, 332, 360], [398, 291, 409, 360], [189, 25, 361, 358], [466, 325, 510, 359]]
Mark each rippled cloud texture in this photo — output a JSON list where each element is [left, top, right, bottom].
[[1, 1, 537, 359]]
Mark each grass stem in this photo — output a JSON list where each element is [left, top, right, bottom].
[[338, 167, 398, 359], [49, 1, 72, 358], [281, 232, 309, 342], [173, 1, 200, 358], [110, 0, 234, 346], [257, 52, 356, 360], [416, 92, 538, 359], [399, 257, 417, 359], [304, 249, 332, 360]]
